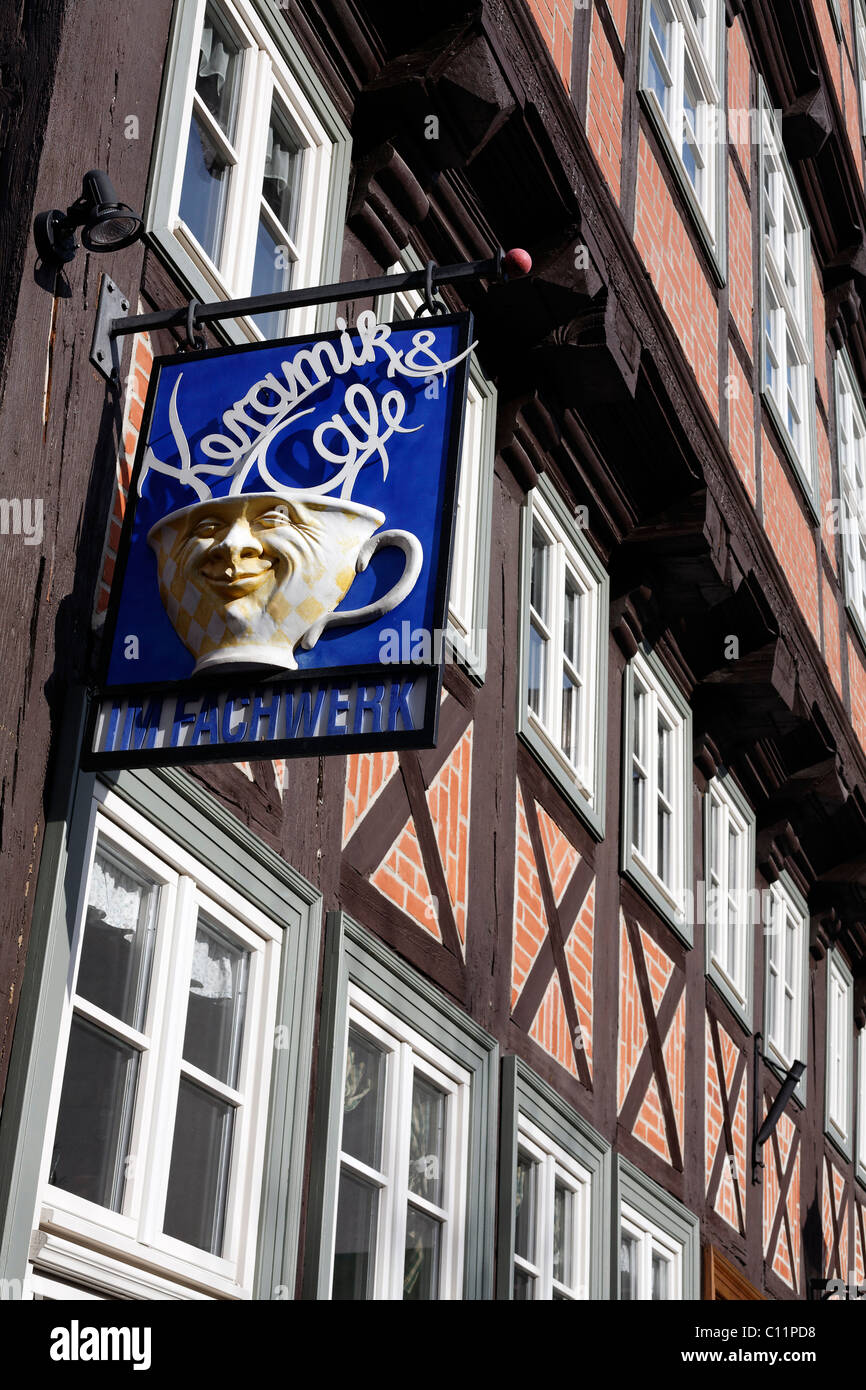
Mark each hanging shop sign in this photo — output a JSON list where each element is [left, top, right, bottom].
[[84, 310, 473, 768]]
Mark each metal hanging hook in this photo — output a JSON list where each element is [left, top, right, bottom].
[[182, 297, 206, 351], [413, 260, 447, 318]]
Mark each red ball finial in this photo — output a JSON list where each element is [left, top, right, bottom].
[[502, 247, 532, 278]]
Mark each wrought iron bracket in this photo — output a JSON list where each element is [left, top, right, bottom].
[[90, 248, 530, 381]]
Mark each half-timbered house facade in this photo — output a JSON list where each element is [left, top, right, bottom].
[[1, 0, 866, 1302]]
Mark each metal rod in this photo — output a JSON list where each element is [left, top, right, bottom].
[[108, 253, 508, 339]]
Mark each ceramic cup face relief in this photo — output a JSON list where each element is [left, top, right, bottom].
[[148, 491, 390, 673]]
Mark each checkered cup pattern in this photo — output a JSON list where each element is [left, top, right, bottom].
[[147, 491, 422, 674]]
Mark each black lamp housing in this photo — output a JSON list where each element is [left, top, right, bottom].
[[34, 170, 142, 266], [751, 1035, 806, 1182]]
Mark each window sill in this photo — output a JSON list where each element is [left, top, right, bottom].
[[638, 87, 726, 292], [39, 1207, 249, 1300], [760, 387, 820, 526], [844, 597, 866, 668], [824, 1122, 853, 1165], [518, 722, 605, 842], [706, 960, 752, 1030], [622, 850, 693, 946]]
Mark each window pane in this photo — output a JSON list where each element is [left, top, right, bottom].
[[652, 1251, 670, 1300], [681, 68, 700, 188], [632, 687, 646, 855], [179, 110, 230, 264], [163, 1079, 234, 1254], [50, 1017, 139, 1211], [553, 1182, 573, 1287], [403, 1207, 441, 1300], [408, 1075, 446, 1207], [77, 848, 158, 1029], [657, 805, 671, 886], [620, 1230, 639, 1300], [515, 1154, 537, 1262], [783, 987, 794, 1059], [262, 107, 301, 236], [530, 528, 548, 618], [632, 766, 646, 856], [657, 717, 671, 800], [196, 9, 242, 139], [648, 45, 669, 107], [633, 685, 645, 763], [563, 577, 582, 670], [528, 622, 546, 718], [784, 915, 797, 990], [332, 1170, 378, 1300], [342, 1028, 386, 1171], [250, 214, 292, 340], [182, 918, 249, 1088], [650, 2, 669, 52], [561, 672, 577, 764], [513, 1267, 535, 1300]]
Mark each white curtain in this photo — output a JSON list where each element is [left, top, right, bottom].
[[264, 125, 293, 203], [190, 933, 237, 1001], [87, 856, 145, 937], [198, 23, 230, 94]]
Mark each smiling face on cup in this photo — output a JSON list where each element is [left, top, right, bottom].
[[147, 490, 387, 674], [179, 496, 306, 609]]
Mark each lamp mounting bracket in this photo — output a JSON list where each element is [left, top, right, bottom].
[[90, 275, 131, 385]]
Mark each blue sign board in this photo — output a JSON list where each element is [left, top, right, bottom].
[[86, 311, 473, 768]]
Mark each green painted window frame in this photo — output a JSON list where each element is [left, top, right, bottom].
[[761, 870, 810, 1107], [825, 948, 854, 1160], [756, 79, 820, 520], [517, 476, 610, 840], [703, 770, 756, 1027], [615, 1156, 700, 1300], [303, 912, 498, 1300], [636, 0, 727, 286], [621, 643, 695, 944], [0, 695, 322, 1300], [496, 1055, 611, 1300], [857, 1029, 866, 1187], [833, 351, 866, 657], [144, 0, 351, 344]]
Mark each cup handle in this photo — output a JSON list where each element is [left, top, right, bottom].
[[300, 528, 424, 649]]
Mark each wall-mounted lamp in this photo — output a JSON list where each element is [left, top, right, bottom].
[[34, 170, 142, 266], [751, 1032, 805, 1183]]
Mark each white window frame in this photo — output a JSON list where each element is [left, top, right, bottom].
[[512, 1115, 592, 1300], [622, 647, 693, 939], [825, 951, 853, 1156], [518, 479, 609, 837], [763, 874, 809, 1099], [328, 984, 471, 1301], [377, 257, 496, 681], [638, 0, 725, 272], [854, 0, 866, 136], [704, 773, 755, 1023], [146, 0, 350, 344], [758, 84, 818, 507], [834, 353, 866, 647], [619, 1203, 683, 1300], [32, 786, 282, 1300], [857, 1029, 866, 1185], [616, 1157, 699, 1300]]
